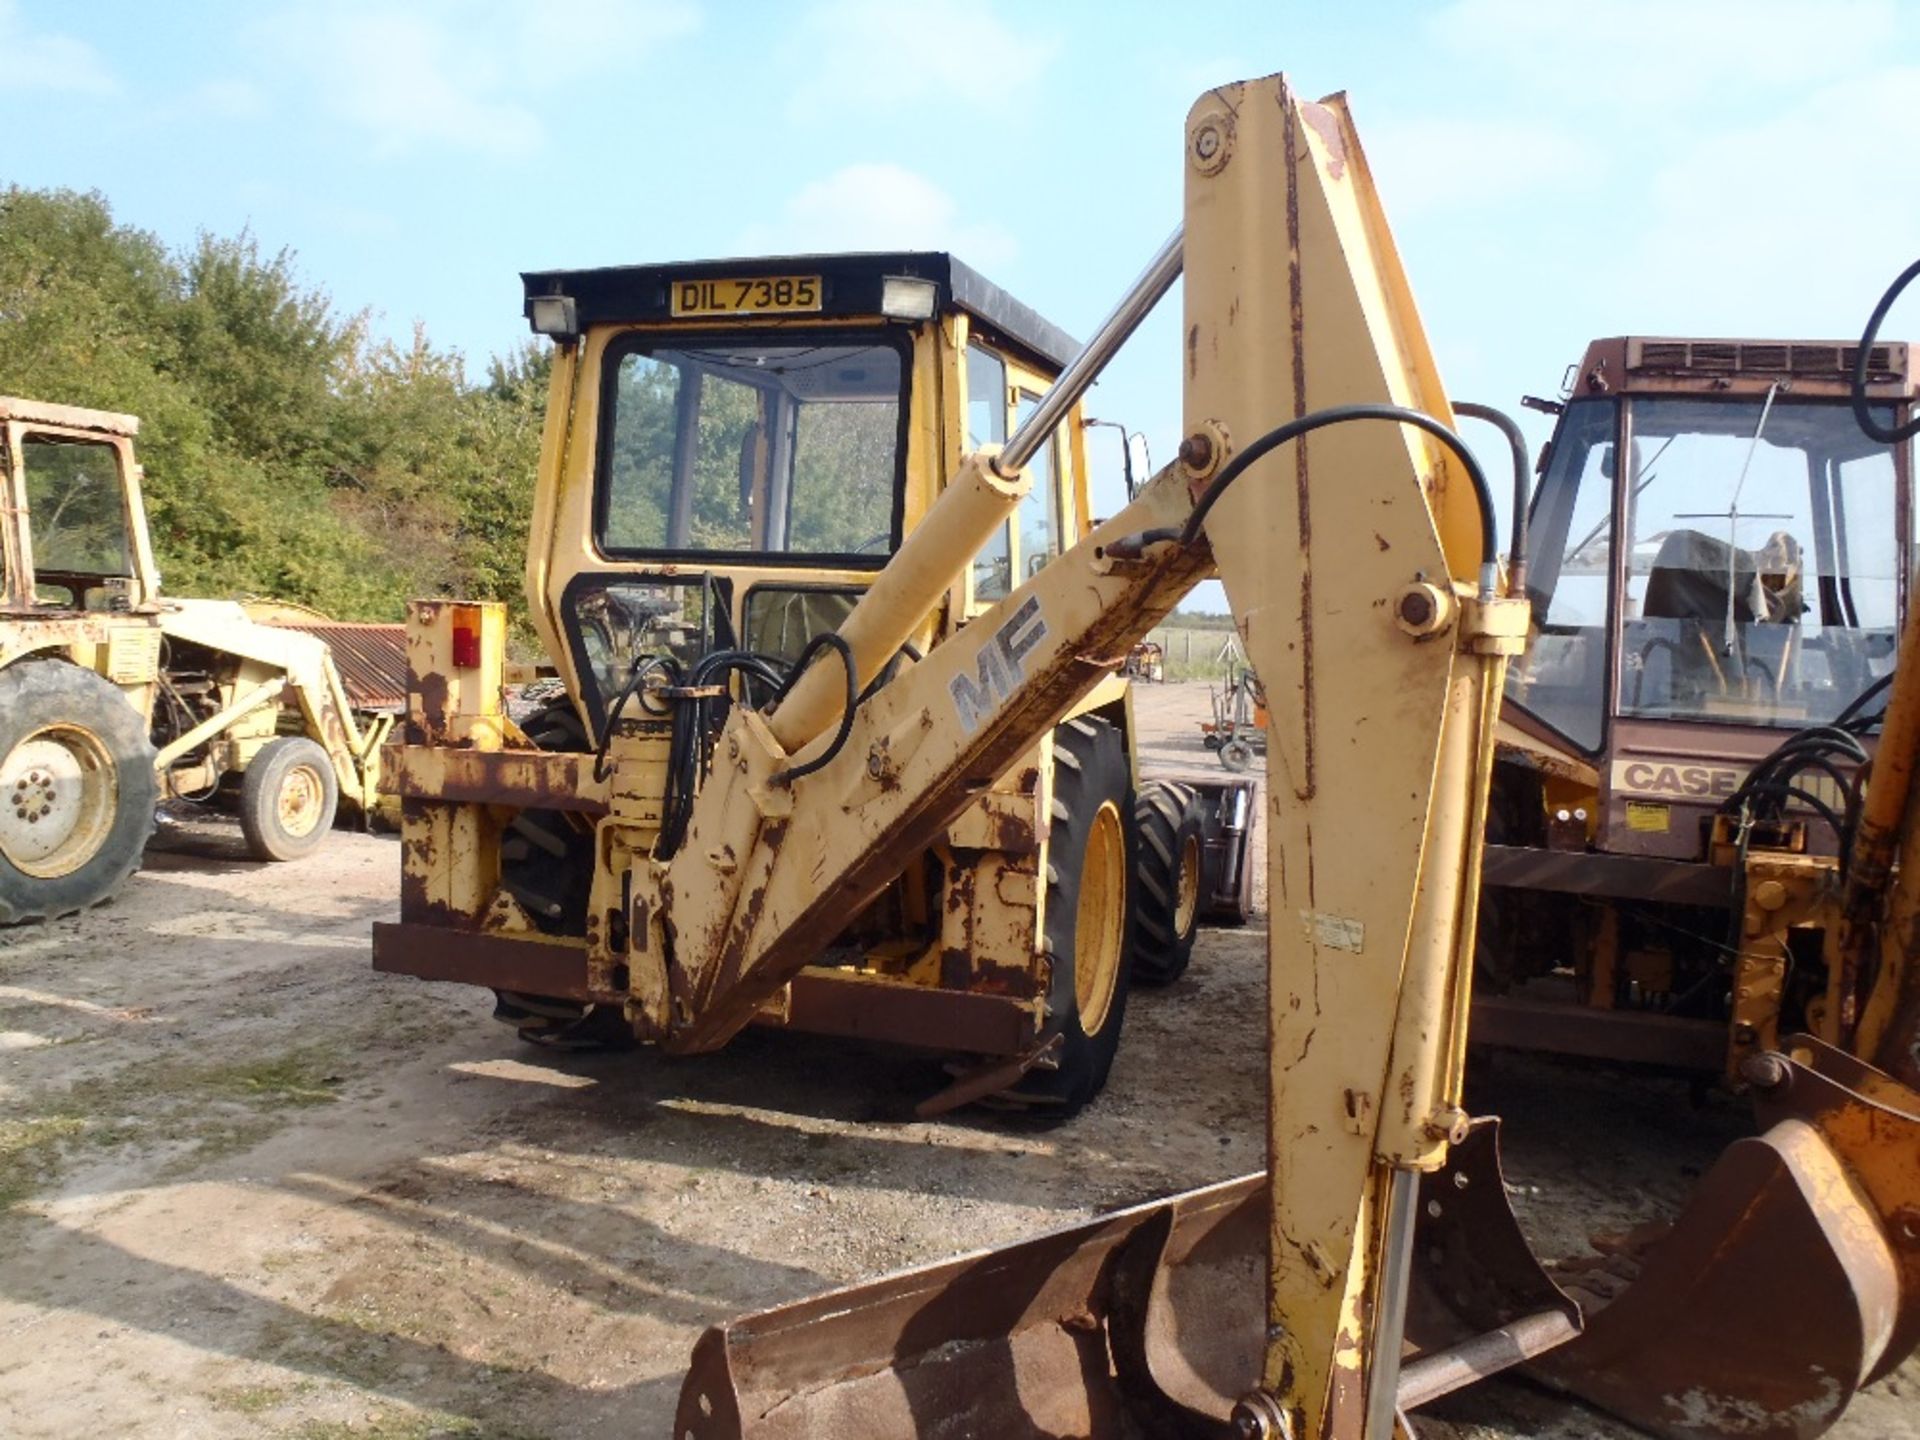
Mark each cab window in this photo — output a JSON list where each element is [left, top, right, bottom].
[[23, 435, 130, 578], [966, 343, 1011, 601], [1013, 391, 1060, 580], [1504, 399, 1615, 752], [600, 334, 906, 562]]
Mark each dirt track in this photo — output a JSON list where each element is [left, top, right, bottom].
[[1, 682, 1914, 1439]]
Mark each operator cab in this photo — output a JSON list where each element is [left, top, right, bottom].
[[0, 397, 155, 615], [521, 254, 1089, 727], [1509, 339, 1913, 740]]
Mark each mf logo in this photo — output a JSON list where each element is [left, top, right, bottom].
[[950, 596, 1050, 734]]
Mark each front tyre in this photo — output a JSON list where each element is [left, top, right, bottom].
[[0, 661, 157, 924], [1130, 779, 1204, 986], [1006, 716, 1136, 1115], [239, 736, 339, 861]]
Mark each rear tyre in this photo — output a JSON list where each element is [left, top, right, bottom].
[[1005, 716, 1135, 1115], [495, 697, 619, 1047], [1130, 779, 1204, 986], [499, 699, 593, 936], [239, 736, 339, 861], [0, 661, 157, 924]]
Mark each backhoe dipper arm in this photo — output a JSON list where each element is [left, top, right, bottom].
[[637, 74, 1521, 1439]]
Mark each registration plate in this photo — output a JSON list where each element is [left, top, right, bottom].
[[670, 275, 823, 318]]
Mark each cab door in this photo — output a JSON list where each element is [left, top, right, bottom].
[[963, 339, 1079, 613]]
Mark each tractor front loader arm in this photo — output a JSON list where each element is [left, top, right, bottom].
[[660, 73, 1920, 1440]]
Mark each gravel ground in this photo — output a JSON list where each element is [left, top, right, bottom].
[[0, 681, 1913, 1439]]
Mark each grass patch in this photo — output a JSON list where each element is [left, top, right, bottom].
[[200, 1055, 346, 1109], [288, 1411, 481, 1440], [209, 1379, 312, 1415], [0, 1116, 87, 1208], [0, 1046, 351, 1210]]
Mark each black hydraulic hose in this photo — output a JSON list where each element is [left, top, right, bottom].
[[1851, 257, 1920, 445], [1452, 400, 1531, 593], [768, 631, 858, 785], [1177, 402, 1500, 596], [1834, 671, 1894, 732]]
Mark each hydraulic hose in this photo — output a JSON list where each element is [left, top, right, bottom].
[[1452, 401, 1531, 594], [1178, 402, 1501, 598], [1850, 257, 1920, 445]]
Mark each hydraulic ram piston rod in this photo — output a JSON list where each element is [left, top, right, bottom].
[[998, 228, 1185, 475]]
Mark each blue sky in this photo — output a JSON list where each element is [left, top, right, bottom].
[[5, 0, 1918, 608]]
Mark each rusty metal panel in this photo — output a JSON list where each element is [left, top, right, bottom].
[[1470, 994, 1726, 1070], [1480, 842, 1735, 907], [385, 745, 609, 814], [371, 919, 592, 999], [269, 619, 408, 711], [776, 970, 1038, 1054]]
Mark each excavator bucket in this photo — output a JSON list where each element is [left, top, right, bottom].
[[675, 1050, 1920, 1439], [1535, 1035, 1920, 1439]]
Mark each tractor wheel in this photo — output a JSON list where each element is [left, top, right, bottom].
[[1005, 716, 1136, 1115], [1130, 779, 1204, 986], [1219, 737, 1256, 773], [239, 736, 339, 861], [495, 697, 620, 1047], [0, 661, 157, 925], [498, 699, 594, 936]]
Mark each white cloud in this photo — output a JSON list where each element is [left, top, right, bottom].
[[1365, 117, 1600, 218], [1430, 0, 1898, 109], [738, 163, 1017, 268], [0, 0, 116, 95], [784, 0, 1057, 120], [259, 0, 699, 160]]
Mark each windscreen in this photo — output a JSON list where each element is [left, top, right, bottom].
[[600, 336, 904, 561], [1617, 397, 1899, 728], [23, 435, 130, 577], [1508, 395, 1903, 744]]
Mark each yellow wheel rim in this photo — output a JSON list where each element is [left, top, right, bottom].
[[1074, 799, 1126, 1035], [1174, 831, 1202, 937], [0, 725, 119, 880], [277, 764, 327, 839]]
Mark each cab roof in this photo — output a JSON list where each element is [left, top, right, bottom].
[[1576, 336, 1913, 400], [0, 396, 139, 436], [521, 252, 1082, 373]]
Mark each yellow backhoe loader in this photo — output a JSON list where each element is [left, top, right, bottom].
[[374, 70, 1917, 1438], [0, 398, 401, 923], [375, 251, 1250, 1097]]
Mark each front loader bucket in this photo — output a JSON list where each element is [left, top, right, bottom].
[[675, 1123, 1585, 1439], [675, 1048, 1920, 1440], [674, 1175, 1263, 1440]]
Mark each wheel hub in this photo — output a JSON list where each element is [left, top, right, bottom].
[[1074, 799, 1127, 1034], [1174, 832, 1202, 935], [277, 764, 327, 839], [0, 728, 119, 878]]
